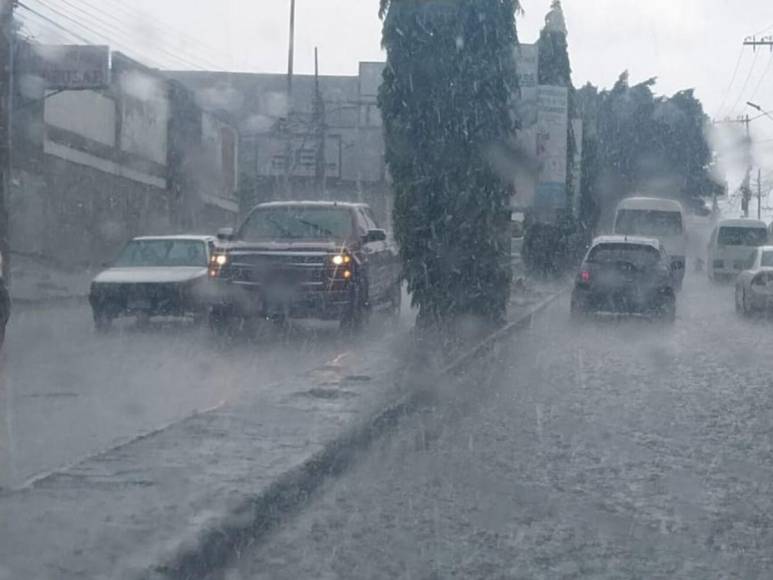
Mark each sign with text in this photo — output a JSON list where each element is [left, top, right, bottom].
[[18, 43, 110, 90], [514, 44, 539, 127], [535, 85, 569, 209]]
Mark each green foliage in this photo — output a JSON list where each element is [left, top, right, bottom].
[[578, 73, 721, 229], [379, 0, 519, 328], [522, 0, 580, 277]]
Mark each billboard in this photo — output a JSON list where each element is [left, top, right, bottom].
[[514, 44, 538, 127], [17, 43, 109, 90], [535, 85, 569, 209], [571, 119, 584, 218]]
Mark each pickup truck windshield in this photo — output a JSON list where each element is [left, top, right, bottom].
[[615, 210, 683, 237], [240, 207, 353, 241], [113, 240, 208, 268]]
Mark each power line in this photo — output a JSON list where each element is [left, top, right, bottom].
[[38, 0, 213, 71], [22, 0, 206, 71], [18, 1, 166, 69], [730, 49, 760, 114], [72, 0, 230, 69], [715, 46, 745, 118], [749, 52, 773, 102], [48, 0, 224, 71], [16, 2, 92, 44]]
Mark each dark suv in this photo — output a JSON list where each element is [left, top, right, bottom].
[[208, 201, 401, 332], [571, 236, 677, 322]]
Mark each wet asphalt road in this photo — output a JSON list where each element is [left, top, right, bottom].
[[0, 305, 404, 488], [226, 272, 773, 579]]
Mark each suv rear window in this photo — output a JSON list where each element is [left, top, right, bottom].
[[717, 227, 767, 247], [587, 244, 660, 268], [240, 207, 353, 242]]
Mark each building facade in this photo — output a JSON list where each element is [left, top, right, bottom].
[[10, 45, 239, 269]]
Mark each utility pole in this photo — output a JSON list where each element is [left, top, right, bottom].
[[743, 36, 773, 51], [0, 1, 13, 280], [758, 168, 763, 220], [283, 0, 296, 199], [313, 47, 326, 198]]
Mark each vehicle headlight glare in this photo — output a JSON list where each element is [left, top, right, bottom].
[[332, 254, 351, 266], [214, 254, 228, 266]]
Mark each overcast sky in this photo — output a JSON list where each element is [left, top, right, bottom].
[[19, 0, 773, 181]]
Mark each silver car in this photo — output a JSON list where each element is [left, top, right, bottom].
[[735, 245, 773, 316]]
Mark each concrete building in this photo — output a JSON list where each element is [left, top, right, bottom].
[[10, 46, 239, 269], [169, 62, 391, 225]]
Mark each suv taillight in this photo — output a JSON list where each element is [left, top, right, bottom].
[[580, 270, 591, 284]]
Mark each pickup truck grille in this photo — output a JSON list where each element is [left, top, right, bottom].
[[224, 253, 330, 287]]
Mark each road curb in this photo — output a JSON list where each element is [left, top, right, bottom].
[[148, 287, 569, 580]]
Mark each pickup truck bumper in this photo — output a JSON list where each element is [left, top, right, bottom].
[[207, 278, 354, 321]]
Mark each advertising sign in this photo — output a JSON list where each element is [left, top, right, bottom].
[[514, 44, 538, 127], [18, 43, 110, 90], [535, 85, 569, 209], [571, 118, 584, 218], [510, 44, 539, 210]]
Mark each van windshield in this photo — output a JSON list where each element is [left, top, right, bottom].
[[615, 209, 683, 237], [717, 227, 767, 247]]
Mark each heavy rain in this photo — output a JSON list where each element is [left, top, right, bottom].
[[2, 1, 773, 579]]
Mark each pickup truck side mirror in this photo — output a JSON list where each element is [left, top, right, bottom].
[[364, 229, 387, 243], [217, 227, 235, 242]]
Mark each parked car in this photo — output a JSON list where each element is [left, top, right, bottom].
[[208, 201, 401, 332], [735, 245, 773, 317], [0, 252, 9, 348], [89, 235, 216, 332], [613, 197, 687, 289], [571, 235, 677, 322]]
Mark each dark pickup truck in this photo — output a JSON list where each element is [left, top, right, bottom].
[[208, 201, 401, 332]]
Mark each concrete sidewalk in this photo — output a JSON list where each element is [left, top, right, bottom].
[[0, 282, 565, 580], [8, 253, 92, 304]]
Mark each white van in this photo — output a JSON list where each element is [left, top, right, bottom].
[[613, 197, 687, 286], [708, 218, 768, 281]]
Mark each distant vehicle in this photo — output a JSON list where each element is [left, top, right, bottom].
[[0, 252, 9, 348], [208, 201, 401, 333], [571, 235, 677, 322], [613, 197, 687, 289], [88, 236, 216, 332], [708, 219, 768, 282], [735, 245, 773, 317]]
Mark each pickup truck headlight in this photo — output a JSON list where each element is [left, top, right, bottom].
[[209, 253, 228, 277], [331, 254, 351, 266]]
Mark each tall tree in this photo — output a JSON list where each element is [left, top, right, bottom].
[[379, 0, 520, 329], [523, 0, 579, 276], [578, 73, 721, 229]]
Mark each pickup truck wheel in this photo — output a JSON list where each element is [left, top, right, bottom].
[[210, 306, 238, 338], [135, 312, 151, 330], [657, 292, 676, 323], [94, 311, 113, 334], [388, 282, 402, 321], [340, 285, 368, 333]]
